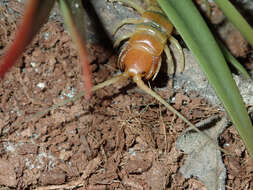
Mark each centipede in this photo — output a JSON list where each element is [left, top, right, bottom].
[[89, 0, 191, 125], [27, 0, 210, 138], [112, 0, 185, 78]]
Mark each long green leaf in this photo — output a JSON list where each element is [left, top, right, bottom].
[[213, 0, 253, 48], [157, 0, 253, 157], [218, 40, 251, 80]]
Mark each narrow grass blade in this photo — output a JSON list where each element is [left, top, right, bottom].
[[218, 41, 251, 80], [213, 0, 253, 48], [59, 0, 92, 99], [157, 0, 253, 157]]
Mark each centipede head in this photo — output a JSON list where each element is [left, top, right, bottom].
[[118, 43, 161, 80]]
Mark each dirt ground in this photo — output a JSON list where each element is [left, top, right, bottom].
[[0, 0, 253, 190]]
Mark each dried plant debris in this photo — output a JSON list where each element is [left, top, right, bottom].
[[176, 116, 228, 190]]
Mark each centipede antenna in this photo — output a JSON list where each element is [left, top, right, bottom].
[[133, 75, 193, 127], [132, 75, 228, 154], [23, 73, 129, 124], [24, 90, 86, 124], [91, 72, 128, 91]]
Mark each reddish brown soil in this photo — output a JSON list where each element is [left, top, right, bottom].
[[0, 1, 253, 190]]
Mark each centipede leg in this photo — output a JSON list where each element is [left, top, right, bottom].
[[113, 33, 132, 48], [169, 36, 185, 73], [113, 18, 141, 35], [109, 0, 144, 14], [164, 45, 174, 75], [152, 58, 162, 81]]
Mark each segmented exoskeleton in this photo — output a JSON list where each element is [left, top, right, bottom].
[[112, 0, 184, 80]]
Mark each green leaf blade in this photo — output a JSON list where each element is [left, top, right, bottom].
[[157, 0, 253, 157], [218, 40, 251, 79], [213, 0, 253, 48]]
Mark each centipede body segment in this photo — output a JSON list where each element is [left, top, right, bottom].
[[112, 0, 184, 79]]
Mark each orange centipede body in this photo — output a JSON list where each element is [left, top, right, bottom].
[[112, 0, 184, 82]]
